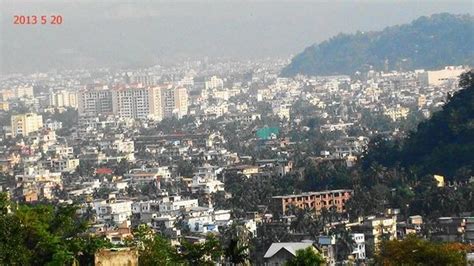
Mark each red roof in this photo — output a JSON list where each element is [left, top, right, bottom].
[[95, 168, 113, 175]]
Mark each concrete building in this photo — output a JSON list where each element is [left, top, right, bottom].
[[78, 85, 113, 117], [359, 216, 397, 254], [205, 76, 224, 90], [130, 73, 156, 86], [419, 66, 467, 86], [273, 105, 291, 120], [318, 236, 336, 265], [1, 86, 34, 100], [111, 86, 163, 120], [159, 196, 199, 213], [48, 158, 80, 173], [384, 105, 409, 121], [272, 189, 353, 215], [0, 102, 9, 111], [466, 217, 474, 244], [93, 199, 133, 225], [49, 90, 78, 108], [124, 167, 163, 187], [162, 86, 188, 119], [173, 87, 189, 118], [351, 233, 366, 261], [11, 113, 43, 137]]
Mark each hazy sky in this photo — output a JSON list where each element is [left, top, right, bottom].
[[1, 0, 473, 73]]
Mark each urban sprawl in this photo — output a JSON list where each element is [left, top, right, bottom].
[[0, 59, 472, 265]]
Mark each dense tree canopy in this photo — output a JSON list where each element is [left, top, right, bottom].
[[0, 193, 111, 265], [376, 234, 471, 265], [282, 14, 473, 76]]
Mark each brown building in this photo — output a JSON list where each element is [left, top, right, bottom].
[[272, 189, 352, 215]]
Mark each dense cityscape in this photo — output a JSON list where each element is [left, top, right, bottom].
[[0, 2, 473, 266], [1, 57, 473, 264]]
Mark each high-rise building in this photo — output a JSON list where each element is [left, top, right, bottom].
[[78, 84, 187, 121], [78, 85, 113, 117], [111, 86, 164, 120], [11, 113, 43, 137], [173, 87, 188, 118], [49, 90, 78, 108], [162, 87, 188, 119]]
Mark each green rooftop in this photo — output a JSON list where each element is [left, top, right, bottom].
[[256, 127, 279, 140]]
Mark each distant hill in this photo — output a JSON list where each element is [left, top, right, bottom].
[[281, 13, 474, 76], [362, 70, 474, 179]]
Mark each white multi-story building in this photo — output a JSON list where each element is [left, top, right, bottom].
[[186, 207, 217, 233], [159, 196, 199, 212], [1, 86, 34, 100], [48, 145, 74, 157], [273, 106, 291, 120], [92, 199, 133, 225], [362, 216, 397, 251], [204, 104, 228, 117], [190, 175, 225, 194], [11, 113, 43, 137], [384, 105, 409, 121], [419, 66, 467, 86], [351, 233, 366, 260], [112, 86, 164, 120], [174, 87, 188, 118], [16, 167, 62, 185], [162, 86, 188, 119], [48, 158, 80, 173], [78, 85, 113, 117], [130, 73, 157, 86], [49, 90, 78, 108], [205, 76, 224, 90]]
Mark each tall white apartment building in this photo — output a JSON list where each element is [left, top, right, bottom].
[[111, 86, 164, 120], [49, 90, 78, 108], [78, 84, 187, 120], [11, 113, 43, 137], [78, 85, 113, 117], [162, 87, 188, 119], [174, 87, 188, 118]]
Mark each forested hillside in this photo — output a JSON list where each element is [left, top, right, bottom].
[[281, 13, 473, 76]]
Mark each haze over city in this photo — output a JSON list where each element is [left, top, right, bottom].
[[1, 0, 472, 73]]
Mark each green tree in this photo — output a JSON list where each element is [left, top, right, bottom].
[[0, 194, 110, 265], [285, 247, 325, 266], [224, 239, 249, 265], [222, 224, 251, 265], [129, 225, 179, 266], [178, 234, 223, 265], [329, 225, 356, 261], [0, 210, 31, 264], [376, 234, 467, 265]]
